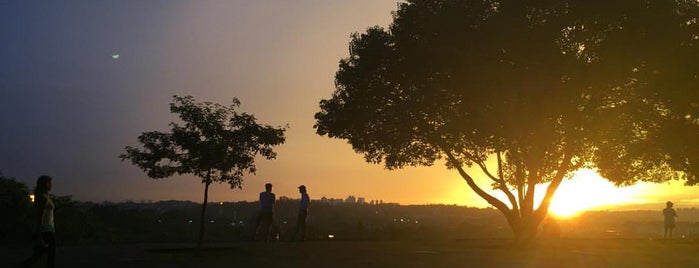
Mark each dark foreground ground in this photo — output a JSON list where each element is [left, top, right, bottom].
[[4, 238, 699, 268]]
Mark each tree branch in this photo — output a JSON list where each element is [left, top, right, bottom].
[[444, 150, 512, 214], [498, 151, 520, 214], [536, 153, 574, 216], [471, 158, 520, 214], [521, 171, 538, 215], [456, 148, 520, 213], [474, 159, 501, 183], [511, 155, 526, 217]]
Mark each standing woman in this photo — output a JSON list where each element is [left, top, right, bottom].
[[663, 201, 678, 239], [21, 175, 56, 268]]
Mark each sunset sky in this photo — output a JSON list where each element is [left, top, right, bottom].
[[1, 1, 697, 214]]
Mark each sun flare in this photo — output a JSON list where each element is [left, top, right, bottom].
[[547, 169, 632, 218]]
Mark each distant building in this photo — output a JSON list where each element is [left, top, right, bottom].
[[320, 196, 385, 205], [331, 198, 343, 205]]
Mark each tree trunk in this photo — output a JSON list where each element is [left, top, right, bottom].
[[197, 180, 211, 249], [513, 218, 541, 247], [506, 210, 547, 247], [442, 149, 569, 248]]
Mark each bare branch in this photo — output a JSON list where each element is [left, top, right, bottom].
[[536, 153, 574, 216], [444, 150, 512, 214]]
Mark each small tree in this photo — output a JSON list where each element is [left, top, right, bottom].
[[120, 95, 286, 248]]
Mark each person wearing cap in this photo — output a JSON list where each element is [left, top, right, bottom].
[[292, 185, 310, 242], [663, 201, 678, 239]]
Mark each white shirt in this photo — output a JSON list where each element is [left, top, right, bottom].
[[38, 193, 55, 232]]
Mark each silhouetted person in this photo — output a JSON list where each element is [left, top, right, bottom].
[[255, 183, 275, 242], [21, 175, 56, 268], [291, 185, 310, 242], [663, 201, 678, 239]]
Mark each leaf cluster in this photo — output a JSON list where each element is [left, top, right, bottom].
[[121, 95, 287, 188], [315, 0, 699, 186]]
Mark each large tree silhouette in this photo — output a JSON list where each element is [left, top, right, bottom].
[[121, 95, 286, 248], [315, 0, 699, 245]]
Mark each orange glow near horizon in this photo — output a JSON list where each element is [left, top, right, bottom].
[[449, 166, 692, 218], [444, 166, 695, 214], [546, 169, 647, 218], [548, 169, 615, 217]]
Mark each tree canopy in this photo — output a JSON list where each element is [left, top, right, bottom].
[[121, 95, 287, 247], [315, 0, 699, 244], [121, 95, 287, 188]]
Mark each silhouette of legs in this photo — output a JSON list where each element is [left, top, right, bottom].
[[664, 221, 676, 239], [21, 232, 55, 268], [292, 210, 307, 242], [255, 212, 274, 242]]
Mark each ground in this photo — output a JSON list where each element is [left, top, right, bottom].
[[4, 239, 699, 268]]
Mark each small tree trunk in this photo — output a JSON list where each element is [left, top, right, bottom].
[[197, 180, 211, 249]]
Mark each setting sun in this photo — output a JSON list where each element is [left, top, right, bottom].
[[547, 169, 638, 218]]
